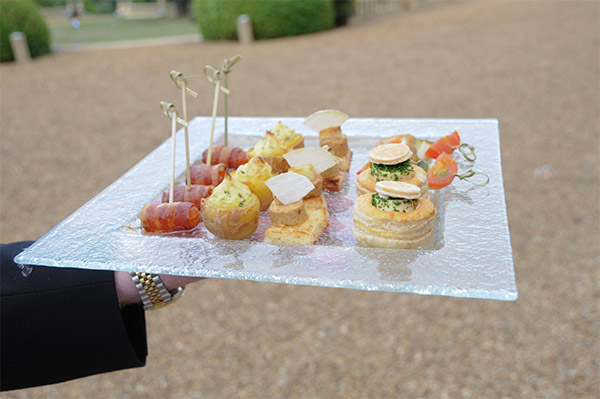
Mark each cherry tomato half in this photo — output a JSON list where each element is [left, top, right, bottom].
[[425, 130, 461, 159], [427, 152, 458, 189]]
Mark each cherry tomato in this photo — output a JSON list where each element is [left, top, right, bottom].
[[427, 153, 458, 189], [425, 130, 461, 159]]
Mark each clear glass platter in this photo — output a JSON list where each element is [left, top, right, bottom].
[[15, 117, 517, 300]]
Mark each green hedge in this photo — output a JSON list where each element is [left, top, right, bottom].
[[193, 0, 336, 40], [1, 0, 51, 62], [83, 0, 116, 14], [34, 0, 67, 6]]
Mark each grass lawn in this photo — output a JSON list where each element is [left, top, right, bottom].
[[50, 17, 199, 46]]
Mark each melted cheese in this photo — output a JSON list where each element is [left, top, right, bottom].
[[248, 131, 289, 157], [271, 121, 302, 147], [207, 174, 256, 209], [233, 156, 273, 183]]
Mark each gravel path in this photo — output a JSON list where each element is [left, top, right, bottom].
[[1, 1, 598, 398]]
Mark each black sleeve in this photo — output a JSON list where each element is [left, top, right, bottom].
[[1, 241, 148, 391]]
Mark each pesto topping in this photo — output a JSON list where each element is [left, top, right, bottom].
[[370, 159, 414, 182], [371, 193, 418, 213]]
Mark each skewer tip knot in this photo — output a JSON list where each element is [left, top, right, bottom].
[[160, 101, 177, 117], [170, 70, 187, 88], [222, 54, 242, 73]]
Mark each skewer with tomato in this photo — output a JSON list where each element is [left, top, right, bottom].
[[427, 153, 489, 189], [424, 130, 476, 162]]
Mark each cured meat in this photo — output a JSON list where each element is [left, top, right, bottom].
[[202, 145, 248, 169], [141, 202, 200, 233], [162, 184, 214, 209], [190, 163, 227, 186]]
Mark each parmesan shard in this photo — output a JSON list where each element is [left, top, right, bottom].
[[265, 172, 315, 205], [303, 109, 349, 132], [283, 146, 339, 174]]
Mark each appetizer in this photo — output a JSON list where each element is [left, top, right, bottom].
[[161, 184, 214, 210], [231, 156, 274, 211], [141, 202, 200, 234], [356, 143, 429, 198], [303, 109, 352, 171], [353, 181, 436, 249], [264, 172, 329, 245], [247, 131, 290, 174], [377, 134, 420, 162], [425, 130, 460, 159], [271, 121, 304, 149], [190, 163, 227, 186], [427, 152, 489, 189], [283, 146, 344, 192], [288, 164, 323, 198], [202, 145, 248, 169], [201, 173, 260, 239], [427, 152, 458, 189]]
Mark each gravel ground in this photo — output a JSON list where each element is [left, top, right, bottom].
[[1, 1, 598, 398]]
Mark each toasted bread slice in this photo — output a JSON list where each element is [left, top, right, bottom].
[[304, 193, 328, 215], [264, 206, 329, 245], [323, 171, 346, 192]]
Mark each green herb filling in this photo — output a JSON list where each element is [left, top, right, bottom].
[[370, 159, 413, 182], [371, 193, 418, 213]]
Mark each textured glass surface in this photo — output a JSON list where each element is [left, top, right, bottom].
[[15, 117, 517, 300]]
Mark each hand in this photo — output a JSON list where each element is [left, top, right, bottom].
[[114, 271, 204, 306]]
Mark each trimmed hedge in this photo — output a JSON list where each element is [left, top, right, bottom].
[[1, 0, 51, 62], [193, 0, 336, 40], [34, 0, 67, 6], [83, 0, 116, 14], [333, 0, 355, 27]]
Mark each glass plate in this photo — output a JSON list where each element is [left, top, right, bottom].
[[15, 117, 517, 300]]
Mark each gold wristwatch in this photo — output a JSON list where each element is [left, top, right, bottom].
[[130, 272, 184, 310]]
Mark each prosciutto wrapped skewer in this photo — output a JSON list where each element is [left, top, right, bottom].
[[202, 145, 248, 169], [190, 163, 227, 186], [161, 184, 214, 210], [141, 202, 200, 233]]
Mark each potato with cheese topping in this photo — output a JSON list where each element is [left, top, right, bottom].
[[247, 131, 290, 174], [201, 173, 260, 239], [231, 156, 274, 211], [248, 131, 289, 157], [271, 121, 304, 149]]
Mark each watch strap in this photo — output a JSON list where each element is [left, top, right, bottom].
[[130, 272, 183, 310]]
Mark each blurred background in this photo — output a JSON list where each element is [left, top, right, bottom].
[[1, 0, 598, 398]]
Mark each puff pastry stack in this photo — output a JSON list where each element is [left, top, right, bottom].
[[353, 181, 436, 249], [356, 143, 429, 198]]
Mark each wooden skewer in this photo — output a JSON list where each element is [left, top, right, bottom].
[[203, 66, 230, 165], [181, 80, 191, 187], [221, 54, 242, 146], [207, 79, 221, 166], [170, 71, 198, 188], [160, 101, 189, 203], [169, 109, 177, 203]]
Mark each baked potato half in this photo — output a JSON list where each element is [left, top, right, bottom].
[[201, 174, 260, 239]]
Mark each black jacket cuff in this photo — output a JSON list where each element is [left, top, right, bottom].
[[1, 241, 147, 391]]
